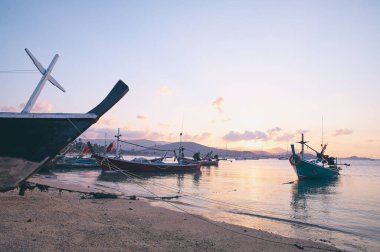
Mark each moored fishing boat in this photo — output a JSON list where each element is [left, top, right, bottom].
[[289, 133, 350, 179], [54, 155, 99, 168], [92, 154, 201, 172], [88, 129, 201, 173], [0, 49, 129, 192]]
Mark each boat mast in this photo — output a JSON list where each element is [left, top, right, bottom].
[[179, 132, 183, 163], [22, 48, 65, 113], [105, 132, 107, 149], [179, 113, 184, 163], [322, 116, 324, 147], [301, 133, 304, 159], [115, 128, 122, 158], [296, 133, 308, 159]]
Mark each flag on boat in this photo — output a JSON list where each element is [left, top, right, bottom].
[[106, 142, 116, 153], [82, 145, 91, 154]]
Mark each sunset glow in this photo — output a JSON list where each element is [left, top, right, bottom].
[[1, 1, 379, 158]]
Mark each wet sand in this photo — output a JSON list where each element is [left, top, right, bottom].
[[0, 189, 341, 251]]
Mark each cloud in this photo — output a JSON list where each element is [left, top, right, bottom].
[[274, 132, 295, 142], [367, 139, 380, 143], [32, 101, 53, 112], [267, 127, 282, 137], [157, 86, 172, 96], [136, 115, 146, 120], [333, 129, 353, 136], [183, 132, 212, 142], [1, 101, 52, 113], [95, 117, 113, 127], [0, 105, 22, 112], [296, 129, 309, 134], [223, 130, 269, 142], [212, 97, 224, 112]]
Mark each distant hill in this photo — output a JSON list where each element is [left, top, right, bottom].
[[344, 156, 377, 161], [134, 141, 271, 158], [85, 139, 273, 158]]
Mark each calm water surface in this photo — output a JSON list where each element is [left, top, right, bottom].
[[42, 158, 380, 251]]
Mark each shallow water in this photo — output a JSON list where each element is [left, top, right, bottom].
[[42, 158, 380, 251]]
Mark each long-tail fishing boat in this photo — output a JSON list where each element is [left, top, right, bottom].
[[88, 129, 201, 173], [191, 151, 219, 166], [289, 133, 350, 179], [0, 49, 129, 192]]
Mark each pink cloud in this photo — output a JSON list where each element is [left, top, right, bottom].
[[136, 115, 146, 120], [223, 130, 269, 142], [212, 97, 224, 112], [183, 132, 212, 142], [0, 105, 22, 112], [267, 127, 282, 136], [157, 86, 172, 96], [333, 129, 353, 136], [274, 132, 295, 142], [1, 101, 52, 113], [31, 101, 53, 112], [94, 117, 113, 127], [296, 129, 309, 134]]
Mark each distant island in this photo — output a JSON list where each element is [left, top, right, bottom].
[[343, 156, 377, 161]]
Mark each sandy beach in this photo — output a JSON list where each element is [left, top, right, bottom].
[[0, 189, 341, 252]]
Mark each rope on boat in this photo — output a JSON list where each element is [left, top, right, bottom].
[[0, 69, 39, 74], [118, 139, 176, 152], [118, 139, 200, 155]]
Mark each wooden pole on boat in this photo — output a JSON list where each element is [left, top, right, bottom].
[[291, 144, 296, 156], [22, 49, 65, 113], [115, 128, 122, 158], [301, 133, 304, 159]]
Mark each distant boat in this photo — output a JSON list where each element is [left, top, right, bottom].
[[278, 146, 289, 160], [0, 49, 129, 192], [235, 156, 259, 160], [54, 155, 99, 168], [191, 151, 219, 166], [289, 133, 350, 179]]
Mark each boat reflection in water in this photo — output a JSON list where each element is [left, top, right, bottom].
[[98, 170, 202, 193], [291, 178, 339, 221]]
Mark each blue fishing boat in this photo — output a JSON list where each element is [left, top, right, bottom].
[[289, 134, 350, 179]]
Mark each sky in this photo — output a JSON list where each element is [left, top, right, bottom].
[[1, 1, 380, 158]]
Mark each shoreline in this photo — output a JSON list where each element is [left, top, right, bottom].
[[0, 189, 341, 251]]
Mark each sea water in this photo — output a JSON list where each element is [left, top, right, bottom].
[[43, 158, 380, 251]]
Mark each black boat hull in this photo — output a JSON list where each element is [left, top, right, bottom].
[[93, 154, 201, 173], [0, 80, 129, 192]]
